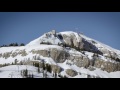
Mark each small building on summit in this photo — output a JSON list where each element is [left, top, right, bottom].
[[51, 30, 56, 37]]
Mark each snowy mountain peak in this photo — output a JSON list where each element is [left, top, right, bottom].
[[26, 30, 62, 46], [27, 30, 120, 59], [0, 30, 120, 78]]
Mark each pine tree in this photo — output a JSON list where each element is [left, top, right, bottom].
[[44, 70, 47, 78], [31, 74, 34, 78], [24, 69, 28, 78], [38, 64, 40, 73], [53, 73, 54, 77], [43, 71, 44, 78], [71, 39, 74, 48], [34, 55, 36, 60], [20, 61, 23, 65], [48, 50, 50, 57], [9, 43, 13, 46], [63, 75, 68, 78], [12, 62, 14, 65], [42, 60, 45, 70], [15, 43, 18, 46], [21, 70, 23, 77], [12, 43, 15, 46], [46, 64, 48, 71], [22, 69, 28, 78], [20, 43, 25, 46], [33, 62, 34, 66], [47, 64, 52, 73], [58, 74, 63, 78], [55, 71, 57, 78], [116, 58, 120, 62], [4, 63, 6, 66], [15, 59, 18, 65]]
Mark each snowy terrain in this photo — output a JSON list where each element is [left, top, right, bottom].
[[0, 30, 120, 78], [0, 64, 119, 78], [0, 65, 53, 78], [80, 33, 120, 57]]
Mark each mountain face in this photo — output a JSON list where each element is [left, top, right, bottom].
[[0, 30, 120, 78]]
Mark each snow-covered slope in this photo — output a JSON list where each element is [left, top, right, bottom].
[[0, 45, 63, 64], [0, 65, 53, 78], [0, 64, 119, 78], [60, 31, 120, 54], [26, 30, 120, 56], [26, 30, 62, 46], [0, 30, 120, 78]]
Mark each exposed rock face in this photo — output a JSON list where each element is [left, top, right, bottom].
[[82, 39, 102, 55], [74, 57, 90, 68], [0, 50, 28, 59], [56, 32, 120, 72], [50, 48, 70, 63], [66, 69, 78, 77], [31, 48, 70, 63], [0, 47, 119, 73], [61, 33, 82, 48], [94, 59, 120, 72], [0, 30, 120, 75], [62, 34, 72, 46], [35, 50, 49, 57], [101, 49, 111, 56], [61, 33, 102, 55], [99, 48, 119, 61], [68, 53, 120, 72], [64, 49, 120, 72], [51, 65, 62, 73]]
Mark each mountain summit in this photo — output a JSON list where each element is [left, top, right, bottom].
[[0, 30, 120, 78]]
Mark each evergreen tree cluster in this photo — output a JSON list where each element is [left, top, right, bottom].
[[0, 43, 25, 47], [2, 63, 10, 67], [58, 74, 68, 78], [116, 58, 120, 62], [21, 69, 34, 78], [46, 64, 52, 73], [21, 69, 28, 78], [33, 62, 39, 67], [32, 61, 52, 78], [40, 41, 52, 45], [9, 43, 18, 46]]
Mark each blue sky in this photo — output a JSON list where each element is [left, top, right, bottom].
[[0, 12, 120, 50]]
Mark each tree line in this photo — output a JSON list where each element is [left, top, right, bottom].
[[0, 43, 25, 47]]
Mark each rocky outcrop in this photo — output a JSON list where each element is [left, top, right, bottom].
[[61, 33, 102, 55], [51, 65, 62, 73], [31, 48, 70, 63], [50, 48, 70, 63], [3, 52, 11, 59], [61, 33, 81, 48], [100, 48, 119, 61], [0, 30, 120, 74], [94, 59, 120, 72], [74, 57, 90, 68], [66, 69, 78, 77], [68, 53, 120, 72]]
